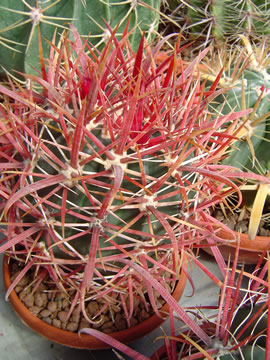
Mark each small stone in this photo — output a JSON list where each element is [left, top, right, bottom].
[[87, 301, 99, 317], [62, 298, 69, 309], [93, 315, 106, 329], [29, 306, 42, 316], [39, 309, 52, 318], [36, 283, 48, 292], [223, 216, 237, 230], [66, 322, 78, 332], [52, 319, 61, 329], [10, 271, 26, 285], [215, 210, 225, 221], [259, 227, 269, 237], [259, 220, 265, 228], [110, 304, 121, 313], [138, 309, 150, 322], [70, 305, 80, 323], [235, 220, 248, 233], [55, 297, 63, 310], [103, 326, 117, 334], [114, 313, 126, 331], [17, 274, 30, 287], [79, 319, 90, 330], [20, 292, 34, 307], [34, 293, 44, 307], [47, 301, 57, 312], [130, 316, 138, 327], [15, 285, 23, 293], [61, 321, 68, 330], [55, 293, 67, 301], [41, 292, 48, 306], [42, 317, 52, 325], [101, 321, 113, 330], [58, 311, 69, 322]]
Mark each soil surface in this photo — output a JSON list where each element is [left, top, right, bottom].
[[10, 261, 171, 334], [213, 208, 270, 237]]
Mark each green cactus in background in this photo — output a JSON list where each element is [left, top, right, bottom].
[[0, 0, 161, 77], [202, 36, 270, 239], [162, 0, 270, 46], [210, 37, 270, 173], [187, 0, 270, 42]]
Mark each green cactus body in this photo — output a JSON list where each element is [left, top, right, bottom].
[[0, 0, 160, 76], [213, 68, 270, 173], [36, 127, 180, 261], [186, 0, 270, 42]]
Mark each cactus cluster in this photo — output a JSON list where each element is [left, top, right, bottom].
[[0, 0, 161, 77]]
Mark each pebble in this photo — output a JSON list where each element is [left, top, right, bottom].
[[42, 317, 52, 325], [34, 293, 44, 307], [47, 301, 57, 312], [235, 220, 248, 233], [114, 313, 126, 330], [79, 319, 90, 330], [39, 309, 52, 318], [58, 311, 69, 322], [61, 321, 68, 330], [66, 322, 78, 332], [20, 292, 34, 307], [52, 319, 61, 329], [29, 306, 42, 316], [15, 285, 24, 293], [62, 298, 69, 309], [101, 320, 113, 330], [87, 301, 99, 317]]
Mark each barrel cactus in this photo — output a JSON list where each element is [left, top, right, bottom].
[[195, 36, 270, 168], [0, 24, 266, 330], [200, 36, 270, 239], [163, 0, 270, 46], [0, 0, 161, 77]]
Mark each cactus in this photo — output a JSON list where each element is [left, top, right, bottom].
[[210, 37, 270, 171], [0, 0, 161, 77], [200, 36, 270, 239], [163, 0, 270, 46], [189, 0, 270, 42], [1, 24, 261, 327]]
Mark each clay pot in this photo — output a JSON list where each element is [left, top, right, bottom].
[[203, 228, 270, 264], [3, 254, 187, 349]]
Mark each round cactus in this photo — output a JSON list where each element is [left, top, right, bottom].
[[164, 0, 270, 45], [208, 37, 270, 173], [0, 0, 161, 77], [1, 23, 259, 325], [198, 36, 270, 240]]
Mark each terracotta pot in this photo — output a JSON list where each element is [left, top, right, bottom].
[[203, 228, 270, 264], [3, 254, 187, 350]]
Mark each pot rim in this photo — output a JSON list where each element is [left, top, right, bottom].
[[3, 253, 187, 349]]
